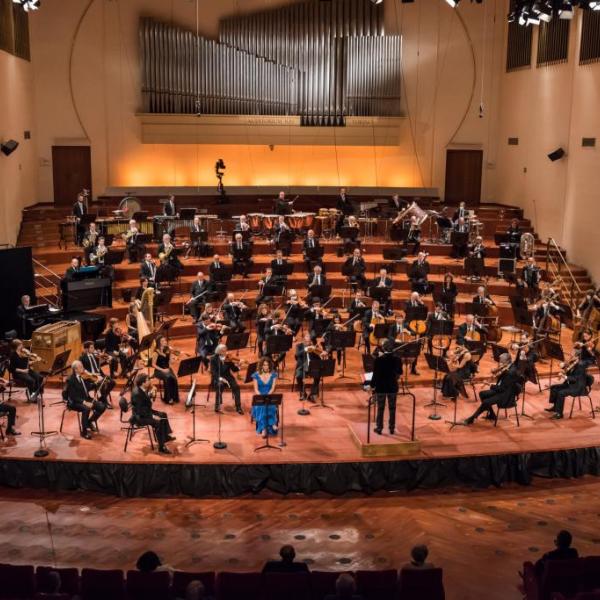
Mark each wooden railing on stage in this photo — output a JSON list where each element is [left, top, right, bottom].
[[32, 258, 61, 309], [545, 237, 584, 312]]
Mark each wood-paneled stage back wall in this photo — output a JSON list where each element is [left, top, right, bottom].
[[28, 0, 503, 199]]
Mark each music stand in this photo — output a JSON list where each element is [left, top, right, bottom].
[[105, 250, 125, 266], [139, 332, 158, 369], [331, 329, 357, 379], [312, 318, 332, 338], [272, 262, 294, 278], [243, 362, 258, 383], [368, 287, 391, 304], [211, 267, 233, 284], [382, 247, 407, 261], [304, 246, 325, 262], [179, 357, 209, 448], [396, 339, 421, 391], [266, 334, 293, 379], [32, 350, 71, 457], [308, 358, 336, 409], [429, 320, 454, 355], [424, 353, 449, 420], [307, 284, 332, 302], [491, 343, 509, 362], [464, 256, 485, 280], [225, 331, 250, 353], [190, 230, 208, 243], [261, 284, 284, 299], [179, 208, 197, 220], [252, 394, 284, 451], [450, 231, 469, 259], [156, 316, 178, 343], [405, 305, 428, 325], [543, 339, 565, 388], [510, 297, 533, 329]]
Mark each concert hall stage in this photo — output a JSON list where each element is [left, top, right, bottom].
[[1, 380, 599, 498]]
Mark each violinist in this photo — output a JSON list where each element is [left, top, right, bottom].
[[349, 289, 367, 321], [295, 332, 327, 402], [229, 232, 253, 278], [9, 339, 44, 402], [222, 292, 247, 333], [307, 298, 329, 342], [514, 333, 540, 386], [546, 348, 594, 419], [522, 257, 542, 301], [153, 335, 180, 405], [463, 353, 522, 425], [303, 230, 323, 271], [343, 248, 367, 289], [103, 318, 124, 377], [323, 312, 347, 372], [256, 267, 276, 304], [118, 336, 137, 378], [403, 215, 421, 255], [210, 344, 244, 415], [131, 373, 175, 455], [188, 271, 212, 321], [196, 310, 222, 367], [408, 252, 430, 294], [450, 217, 469, 259], [468, 235, 486, 260], [441, 345, 476, 402], [80, 341, 115, 408], [284, 290, 307, 335], [575, 330, 598, 364], [456, 314, 487, 346], [441, 272, 458, 316], [123, 219, 141, 263], [256, 303, 272, 357], [65, 360, 106, 439], [265, 310, 292, 367]]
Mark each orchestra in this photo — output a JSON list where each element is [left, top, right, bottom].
[[7, 193, 599, 457]]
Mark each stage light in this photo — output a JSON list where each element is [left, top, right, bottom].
[[537, 1, 553, 21], [518, 7, 530, 25], [527, 9, 541, 24], [445, 0, 460, 8], [369, 0, 383, 4], [590, 0, 600, 10], [12, 0, 41, 12]]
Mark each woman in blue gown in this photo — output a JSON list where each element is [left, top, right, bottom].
[[251, 357, 278, 437]]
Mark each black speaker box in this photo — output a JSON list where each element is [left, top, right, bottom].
[[547, 147, 565, 161], [0, 140, 19, 156]]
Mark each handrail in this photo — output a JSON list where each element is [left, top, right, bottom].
[[545, 238, 584, 311], [32, 258, 61, 281], [32, 258, 61, 309]]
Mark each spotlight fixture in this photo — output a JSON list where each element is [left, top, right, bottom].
[[12, 0, 40, 11], [558, 3, 574, 18], [445, 0, 460, 7], [369, 0, 383, 4], [590, 0, 600, 10], [537, 1, 553, 21]]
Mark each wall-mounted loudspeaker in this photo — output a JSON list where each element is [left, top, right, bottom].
[[547, 147, 565, 162], [0, 140, 19, 156]]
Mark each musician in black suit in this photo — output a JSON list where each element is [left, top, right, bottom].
[[188, 271, 212, 321], [229, 232, 253, 278], [425, 303, 450, 356], [163, 194, 177, 216], [335, 187, 354, 236], [190, 215, 209, 257], [307, 265, 327, 290], [533, 299, 563, 332], [456, 314, 487, 346], [451, 217, 469, 259], [79, 341, 115, 406], [140, 253, 158, 284], [208, 254, 226, 281], [452, 201, 467, 223], [302, 229, 322, 272], [65, 360, 106, 439], [222, 292, 246, 333], [408, 252, 431, 294], [463, 354, 523, 424], [343, 248, 367, 289], [546, 351, 593, 419], [370, 339, 402, 435], [523, 257, 542, 301], [271, 249, 290, 285], [472, 285, 496, 307], [371, 268, 393, 291], [295, 333, 325, 402], [65, 257, 81, 280], [256, 267, 277, 304], [124, 219, 141, 263], [507, 218, 522, 243], [274, 215, 294, 256], [131, 373, 174, 454], [73, 192, 87, 245], [195, 313, 220, 367], [157, 233, 183, 271], [468, 236, 486, 260], [275, 191, 294, 215], [210, 344, 243, 414]]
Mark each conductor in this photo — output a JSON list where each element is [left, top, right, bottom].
[[369, 339, 402, 435]]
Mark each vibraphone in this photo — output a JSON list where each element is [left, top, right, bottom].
[[95, 217, 154, 237]]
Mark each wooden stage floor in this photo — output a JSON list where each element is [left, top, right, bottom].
[[3, 375, 599, 466]]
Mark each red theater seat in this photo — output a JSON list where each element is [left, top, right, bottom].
[[216, 571, 263, 600], [355, 569, 398, 600], [264, 571, 312, 600], [81, 568, 125, 600], [35, 566, 80, 597], [310, 570, 343, 600], [172, 571, 216, 598], [398, 567, 445, 600], [0, 564, 35, 599], [126, 570, 171, 600]]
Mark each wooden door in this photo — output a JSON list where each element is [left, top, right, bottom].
[[52, 146, 91, 205], [444, 149, 483, 205]]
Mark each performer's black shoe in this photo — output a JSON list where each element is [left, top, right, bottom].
[[484, 412, 496, 421], [7, 428, 20, 436], [308, 395, 317, 403], [81, 431, 92, 440], [462, 417, 474, 426], [544, 407, 556, 413], [374, 428, 383, 435], [389, 428, 395, 435], [551, 413, 563, 420], [167, 435, 176, 442], [159, 445, 172, 455], [236, 408, 244, 415]]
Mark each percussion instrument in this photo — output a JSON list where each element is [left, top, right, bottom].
[[262, 214, 278, 230], [286, 212, 315, 231], [248, 213, 263, 231]]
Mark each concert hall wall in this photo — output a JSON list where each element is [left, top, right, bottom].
[[495, 14, 600, 282], [27, 0, 502, 200], [0, 50, 37, 246]]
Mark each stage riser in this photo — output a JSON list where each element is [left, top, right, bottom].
[[1, 447, 599, 497]]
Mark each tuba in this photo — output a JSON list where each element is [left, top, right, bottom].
[[520, 232, 535, 259]]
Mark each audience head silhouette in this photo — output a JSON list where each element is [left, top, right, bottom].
[[136, 550, 162, 572]]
